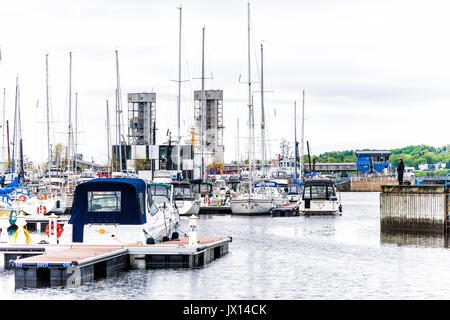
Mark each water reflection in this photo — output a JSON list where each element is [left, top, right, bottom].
[[381, 230, 450, 248]]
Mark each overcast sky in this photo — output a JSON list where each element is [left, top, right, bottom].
[[0, 0, 449, 166]]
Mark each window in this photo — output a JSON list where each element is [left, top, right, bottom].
[[88, 191, 121, 212], [311, 186, 327, 199], [139, 192, 145, 215], [327, 186, 336, 198]]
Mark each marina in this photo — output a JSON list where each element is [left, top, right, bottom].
[[2, 192, 450, 299], [0, 0, 449, 307]]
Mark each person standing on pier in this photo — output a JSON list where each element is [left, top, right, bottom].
[[397, 158, 405, 185]]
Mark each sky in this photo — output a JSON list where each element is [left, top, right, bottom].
[[0, 0, 449, 167]]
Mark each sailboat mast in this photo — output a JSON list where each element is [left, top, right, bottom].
[[260, 43, 265, 177], [2, 88, 5, 168], [115, 50, 123, 173], [294, 100, 297, 183], [106, 99, 111, 175], [74, 92, 78, 174], [177, 6, 182, 177], [67, 52, 72, 191], [6, 120, 10, 173], [201, 26, 206, 181], [247, 2, 253, 194], [12, 77, 18, 175], [300, 90, 305, 181], [45, 53, 51, 180], [236, 118, 239, 172], [17, 79, 23, 180]]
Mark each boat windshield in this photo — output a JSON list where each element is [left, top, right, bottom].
[[173, 184, 192, 200], [88, 191, 121, 212], [192, 183, 211, 194], [288, 185, 300, 194], [303, 185, 336, 200], [148, 185, 170, 203], [216, 180, 226, 189], [271, 171, 288, 179]]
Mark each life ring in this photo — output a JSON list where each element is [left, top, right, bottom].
[[9, 210, 17, 225], [218, 201, 222, 207], [46, 223, 63, 238], [37, 205, 47, 215], [203, 197, 210, 205], [18, 195, 26, 202]]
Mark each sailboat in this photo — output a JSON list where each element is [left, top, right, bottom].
[[170, 6, 200, 216], [231, 2, 272, 215], [16, 54, 68, 216]]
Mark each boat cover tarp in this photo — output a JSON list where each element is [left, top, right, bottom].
[[304, 179, 335, 187], [69, 178, 147, 242], [0, 187, 16, 194], [6, 177, 19, 188]]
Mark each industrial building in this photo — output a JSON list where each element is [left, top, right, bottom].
[[355, 150, 390, 176], [193, 89, 224, 175]]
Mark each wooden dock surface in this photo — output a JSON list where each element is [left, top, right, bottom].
[[1, 236, 232, 289]]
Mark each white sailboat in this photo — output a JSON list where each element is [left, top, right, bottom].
[[231, 2, 272, 215]]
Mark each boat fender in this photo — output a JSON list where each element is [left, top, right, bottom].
[[9, 210, 17, 225], [162, 236, 170, 242], [146, 237, 155, 245], [339, 205, 343, 213], [171, 232, 179, 240]]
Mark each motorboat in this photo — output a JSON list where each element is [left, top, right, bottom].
[[58, 178, 179, 244], [214, 178, 231, 207], [267, 168, 290, 188], [286, 184, 302, 203], [170, 181, 200, 216], [79, 169, 98, 183], [191, 180, 218, 208], [298, 178, 342, 216], [227, 175, 241, 196]]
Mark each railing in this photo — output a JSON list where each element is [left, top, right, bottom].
[[350, 175, 396, 182]]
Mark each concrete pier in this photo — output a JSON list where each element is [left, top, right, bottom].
[[380, 185, 449, 232]]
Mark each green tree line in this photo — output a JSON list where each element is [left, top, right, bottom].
[[312, 144, 450, 170]]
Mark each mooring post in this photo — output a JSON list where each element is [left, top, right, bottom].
[[188, 215, 199, 246], [48, 214, 58, 244]]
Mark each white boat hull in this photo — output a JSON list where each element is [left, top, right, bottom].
[[298, 200, 342, 216], [231, 197, 272, 215], [176, 200, 201, 216]]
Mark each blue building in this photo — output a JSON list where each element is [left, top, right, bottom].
[[355, 150, 390, 176]]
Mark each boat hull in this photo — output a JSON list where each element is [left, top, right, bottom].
[[177, 200, 201, 216], [231, 198, 272, 215]]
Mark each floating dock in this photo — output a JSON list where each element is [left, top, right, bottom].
[[0, 236, 232, 289], [380, 185, 450, 232], [271, 203, 299, 217]]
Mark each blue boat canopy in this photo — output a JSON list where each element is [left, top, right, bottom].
[[69, 178, 147, 242], [254, 180, 278, 188]]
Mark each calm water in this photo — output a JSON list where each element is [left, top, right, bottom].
[[2, 191, 450, 300]]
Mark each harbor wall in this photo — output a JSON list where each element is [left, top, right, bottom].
[[380, 185, 448, 233], [351, 180, 398, 192]]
